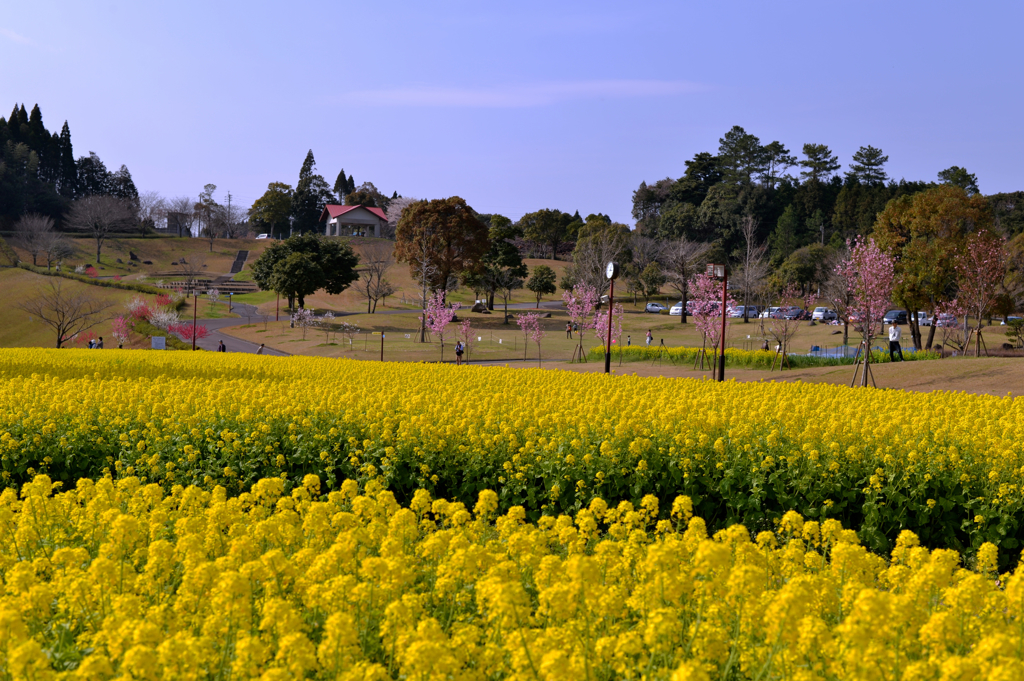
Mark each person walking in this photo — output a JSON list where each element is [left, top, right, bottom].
[[565, 322, 572, 339], [888, 322, 905, 362], [455, 341, 464, 366], [626, 335, 631, 347], [218, 340, 226, 352], [256, 343, 265, 355], [96, 337, 104, 349], [645, 330, 653, 347]]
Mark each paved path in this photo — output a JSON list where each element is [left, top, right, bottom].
[[195, 303, 289, 356]]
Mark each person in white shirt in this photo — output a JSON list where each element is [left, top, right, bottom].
[[888, 322, 905, 362]]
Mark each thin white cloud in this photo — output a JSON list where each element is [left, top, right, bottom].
[[345, 80, 706, 108], [0, 28, 32, 45]]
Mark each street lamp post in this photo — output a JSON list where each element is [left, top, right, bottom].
[[605, 261, 619, 374], [228, 292, 233, 312], [707, 263, 728, 382], [192, 290, 199, 351]]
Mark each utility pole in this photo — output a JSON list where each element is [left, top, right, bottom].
[[226, 191, 232, 238]]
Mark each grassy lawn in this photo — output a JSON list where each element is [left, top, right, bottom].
[[11, 237, 272, 280], [217, 307, 924, 362], [0, 267, 165, 348]]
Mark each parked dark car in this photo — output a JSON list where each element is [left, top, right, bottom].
[[781, 306, 806, 320], [883, 309, 909, 325]]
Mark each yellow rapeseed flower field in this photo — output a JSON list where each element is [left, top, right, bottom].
[[2, 349, 1024, 678], [0, 348, 1022, 557], [2, 473, 1024, 680]]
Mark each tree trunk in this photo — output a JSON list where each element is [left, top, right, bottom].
[[681, 284, 688, 324], [907, 310, 922, 350], [487, 290, 495, 311], [367, 295, 372, 314], [925, 314, 938, 350], [843, 320, 849, 348], [96, 240, 102, 263], [503, 298, 509, 324]]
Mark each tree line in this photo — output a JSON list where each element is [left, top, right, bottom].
[[247, 150, 403, 238]]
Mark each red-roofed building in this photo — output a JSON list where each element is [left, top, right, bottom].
[[319, 204, 388, 238]]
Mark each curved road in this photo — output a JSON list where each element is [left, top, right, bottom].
[[194, 303, 289, 356]]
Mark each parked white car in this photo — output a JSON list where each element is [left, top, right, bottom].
[[669, 302, 684, 316], [759, 306, 781, 319], [256, 233, 270, 239], [812, 307, 837, 321]]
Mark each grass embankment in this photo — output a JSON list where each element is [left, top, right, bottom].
[[0, 268, 166, 348]]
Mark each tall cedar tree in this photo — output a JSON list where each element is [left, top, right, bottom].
[[395, 197, 490, 297], [290, 150, 335, 233]]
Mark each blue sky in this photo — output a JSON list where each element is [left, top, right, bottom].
[[3, 1, 1021, 223]]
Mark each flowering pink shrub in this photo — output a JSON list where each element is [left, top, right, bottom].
[[168, 322, 209, 343], [85, 266, 97, 278], [111, 316, 131, 347], [155, 294, 173, 307]]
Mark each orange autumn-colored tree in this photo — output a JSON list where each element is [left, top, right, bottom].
[[872, 185, 995, 350], [395, 197, 489, 299]]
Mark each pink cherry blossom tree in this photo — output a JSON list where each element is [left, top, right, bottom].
[[562, 283, 598, 362], [836, 236, 895, 386], [593, 303, 624, 365], [422, 290, 460, 361], [955, 233, 1006, 356], [516, 312, 545, 366], [688, 272, 735, 372], [457, 319, 475, 363]]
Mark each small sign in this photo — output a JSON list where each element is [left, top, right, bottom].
[[499, 339, 502, 344], [477, 336, 481, 342], [405, 334, 411, 339], [151, 336, 166, 350], [382, 333, 385, 339]]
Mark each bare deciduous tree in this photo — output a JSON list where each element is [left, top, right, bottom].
[[822, 246, 854, 347], [352, 241, 397, 313], [495, 267, 524, 324], [137, 191, 167, 236], [176, 254, 208, 294], [736, 216, 769, 323], [662, 238, 711, 323], [67, 195, 133, 263], [18, 279, 114, 348], [215, 193, 249, 239], [167, 197, 197, 237], [40, 230, 75, 272], [12, 214, 54, 266]]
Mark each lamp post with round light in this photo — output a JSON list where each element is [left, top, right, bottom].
[[605, 261, 619, 374]]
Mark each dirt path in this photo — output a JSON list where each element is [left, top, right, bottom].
[[527, 356, 1024, 397]]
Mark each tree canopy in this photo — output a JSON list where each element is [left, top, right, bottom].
[[395, 197, 489, 296], [250, 233, 360, 309]]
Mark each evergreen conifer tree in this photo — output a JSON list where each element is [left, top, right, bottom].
[[290, 151, 335, 233], [334, 169, 348, 201], [57, 122, 77, 198], [846, 145, 889, 185]]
